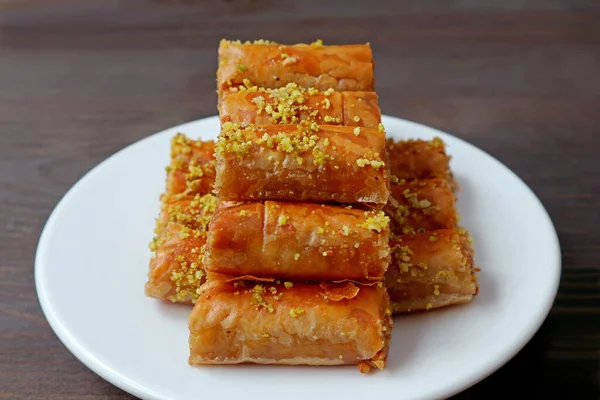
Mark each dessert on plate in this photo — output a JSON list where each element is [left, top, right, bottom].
[[145, 39, 479, 373]]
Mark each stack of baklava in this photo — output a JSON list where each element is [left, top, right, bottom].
[[144, 39, 478, 374], [383, 140, 478, 313], [145, 133, 217, 303]]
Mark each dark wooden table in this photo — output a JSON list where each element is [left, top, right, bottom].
[[1, 1, 598, 398]]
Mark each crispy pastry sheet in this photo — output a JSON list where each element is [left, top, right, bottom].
[[385, 178, 458, 235], [217, 40, 374, 93], [220, 86, 381, 129], [387, 138, 457, 190], [145, 193, 217, 303], [205, 201, 390, 282], [189, 280, 392, 373], [145, 135, 218, 303], [214, 123, 390, 208], [384, 228, 477, 313], [166, 134, 216, 196]]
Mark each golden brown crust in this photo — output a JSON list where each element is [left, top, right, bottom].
[[385, 179, 458, 235], [342, 92, 381, 128], [217, 39, 374, 93], [188, 280, 392, 371], [384, 228, 477, 313], [166, 134, 216, 196], [387, 138, 457, 191], [145, 193, 217, 303], [389, 293, 473, 314], [219, 86, 381, 129], [205, 201, 391, 282], [145, 134, 219, 303], [214, 123, 391, 208]]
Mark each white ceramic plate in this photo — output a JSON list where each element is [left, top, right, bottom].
[[35, 115, 560, 400]]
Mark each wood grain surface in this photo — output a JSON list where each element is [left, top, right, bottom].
[[1, 1, 599, 398]]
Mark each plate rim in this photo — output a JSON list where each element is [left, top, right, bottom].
[[34, 114, 561, 400]]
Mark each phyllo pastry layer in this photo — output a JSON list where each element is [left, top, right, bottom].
[[146, 193, 217, 303], [387, 138, 456, 191], [214, 123, 390, 208], [384, 228, 478, 314], [205, 201, 390, 283], [385, 178, 458, 235], [220, 84, 381, 129], [189, 280, 392, 373], [217, 39, 374, 94], [166, 134, 216, 197]]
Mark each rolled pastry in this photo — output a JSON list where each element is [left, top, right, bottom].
[[384, 228, 478, 314], [166, 133, 216, 196], [387, 138, 457, 191], [385, 178, 458, 235], [217, 39, 374, 93], [189, 280, 392, 373], [205, 201, 391, 282], [214, 123, 390, 208], [145, 193, 217, 303], [220, 84, 381, 129]]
